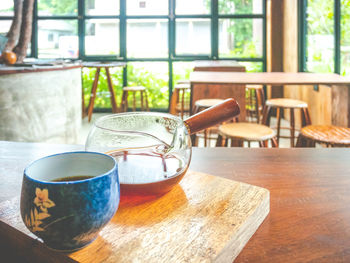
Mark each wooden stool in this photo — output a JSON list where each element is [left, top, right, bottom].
[[192, 99, 225, 147], [169, 83, 191, 119], [83, 62, 126, 122], [120, 86, 149, 112], [246, 85, 265, 123], [262, 98, 311, 147], [216, 122, 278, 148], [296, 125, 350, 147], [192, 99, 225, 113]]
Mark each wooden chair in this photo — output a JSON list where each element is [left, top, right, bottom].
[[246, 85, 265, 123], [120, 86, 149, 112], [192, 99, 225, 147], [296, 125, 350, 147], [216, 122, 278, 148], [169, 83, 191, 119], [262, 98, 311, 147]]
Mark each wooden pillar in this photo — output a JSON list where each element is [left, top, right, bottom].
[[332, 85, 350, 127], [266, 0, 284, 99]]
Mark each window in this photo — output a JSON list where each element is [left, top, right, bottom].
[[127, 19, 168, 58], [1, 0, 266, 110], [127, 0, 168, 15], [0, 0, 14, 16], [36, 0, 78, 58], [218, 0, 264, 71], [85, 0, 119, 16], [0, 0, 13, 51], [176, 18, 211, 55], [299, 0, 350, 75], [37, 0, 78, 16], [85, 19, 119, 56]]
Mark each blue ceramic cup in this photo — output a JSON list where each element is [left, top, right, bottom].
[[20, 151, 119, 251]]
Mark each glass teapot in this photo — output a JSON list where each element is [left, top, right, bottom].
[[85, 98, 240, 195]]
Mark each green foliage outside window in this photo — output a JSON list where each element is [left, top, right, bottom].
[[305, 0, 350, 75], [82, 65, 175, 110], [220, 0, 253, 53], [126, 64, 169, 109], [38, 0, 77, 15]]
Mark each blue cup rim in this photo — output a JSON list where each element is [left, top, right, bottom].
[[23, 151, 117, 185]]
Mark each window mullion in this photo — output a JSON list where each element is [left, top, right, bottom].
[[120, 0, 127, 60], [298, 0, 307, 72], [335, 0, 341, 74], [31, 0, 38, 58], [212, 0, 218, 59], [78, 0, 85, 59], [120, 0, 127, 87], [169, 0, 175, 105], [262, 0, 267, 72]]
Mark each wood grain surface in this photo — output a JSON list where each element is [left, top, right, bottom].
[[0, 220, 77, 263], [190, 72, 350, 85], [298, 125, 350, 146], [193, 60, 246, 72], [190, 61, 247, 121], [1, 142, 350, 262], [218, 123, 276, 141], [82, 62, 126, 68], [190, 83, 246, 121], [0, 65, 81, 75], [190, 71, 350, 127], [0, 170, 269, 263]]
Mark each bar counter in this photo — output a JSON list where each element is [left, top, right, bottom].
[[0, 63, 82, 143]]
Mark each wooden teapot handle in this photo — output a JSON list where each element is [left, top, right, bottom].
[[184, 98, 240, 135]]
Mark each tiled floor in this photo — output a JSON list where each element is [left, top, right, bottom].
[[79, 112, 294, 148]]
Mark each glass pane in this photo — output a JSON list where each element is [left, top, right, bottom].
[[85, 0, 119, 16], [239, 61, 263, 72], [219, 0, 263, 14], [341, 0, 350, 75], [219, 18, 263, 58], [85, 19, 119, 56], [82, 67, 123, 109], [0, 0, 13, 16], [176, 0, 210, 15], [38, 0, 77, 16], [172, 62, 194, 85], [0, 20, 11, 35], [127, 62, 169, 109], [38, 20, 78, 58], [306, 0, 334, 73], [127, 19, 168, 58], [127, 0, 168, 15], [176, 18, 210, 55]]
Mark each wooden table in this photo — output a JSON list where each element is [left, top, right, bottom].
[[190, 67, 246, 121], [1, 141, 350, 262], [190, 71, 350, 126], [82, 62, 126, 122], [193, 60, 246, 72]]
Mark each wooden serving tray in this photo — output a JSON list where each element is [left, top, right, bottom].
[[0, 171, 269, 263]]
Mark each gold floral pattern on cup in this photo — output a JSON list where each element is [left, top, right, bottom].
[[24, 188, 55, 232]]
